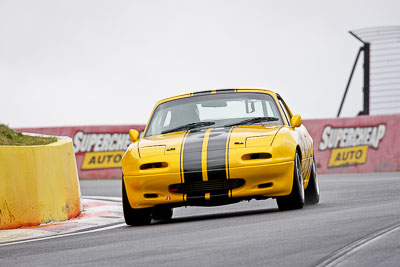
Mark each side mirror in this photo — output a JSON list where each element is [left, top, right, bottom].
[[291, 114, 302, 128], [129, 129, 140, 143]]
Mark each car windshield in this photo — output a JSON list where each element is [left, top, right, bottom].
[[145, 92, 284, 137]]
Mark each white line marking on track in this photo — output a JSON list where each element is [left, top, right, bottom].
[[315, 222, 400, 267], [0, 223, 126, 247], [83, 196, 122, 202]]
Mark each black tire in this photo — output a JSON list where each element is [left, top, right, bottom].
[[152, 206, 173, 221], [305, 157, 320, 205], [276, 152, 305, 211], [122, 177, 152, 226]]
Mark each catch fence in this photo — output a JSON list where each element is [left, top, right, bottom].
[[338, 26, 400, 116]]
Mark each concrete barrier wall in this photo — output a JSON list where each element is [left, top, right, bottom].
[[0, 138, 81, 229], [18, 125, 146, 179], [303, 114, 400, 174]]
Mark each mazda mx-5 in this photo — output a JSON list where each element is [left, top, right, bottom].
[[122, 89, 320, 225]]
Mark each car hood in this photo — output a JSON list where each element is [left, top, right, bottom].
[[137, 125, 282, 157]]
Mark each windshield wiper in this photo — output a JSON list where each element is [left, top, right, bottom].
[[224, 116, 279, 127], [161, 121, 215, 134]]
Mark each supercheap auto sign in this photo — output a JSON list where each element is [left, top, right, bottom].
[[303, 114, 400, 174], [73, 131, 131, 170], [319, 124, 386, 167]]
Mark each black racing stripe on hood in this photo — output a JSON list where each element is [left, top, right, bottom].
[[180, 127, 234, 202], [182, 130, 205, 199], [207, 128, 231, 199]]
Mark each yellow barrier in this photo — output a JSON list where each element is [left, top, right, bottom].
[[0, 138, 81, 229]]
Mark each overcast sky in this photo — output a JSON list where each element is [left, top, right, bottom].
[[1, 0, 400, 128]]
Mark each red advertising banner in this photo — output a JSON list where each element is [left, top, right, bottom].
[[303, 114, 400, 174], [18, 125, 145, 178], [18, 114, 400, 178]]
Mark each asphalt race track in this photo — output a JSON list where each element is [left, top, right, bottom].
[[1, 172, 400, 267]]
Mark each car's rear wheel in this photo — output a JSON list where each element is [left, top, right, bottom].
[[276, 152, 305, 211], [152, 206, 173, 221], [122, 177, 152, 226], [305, 157, 320, 205]]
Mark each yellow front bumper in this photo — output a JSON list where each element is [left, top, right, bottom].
[[124, 160, 294, 209]]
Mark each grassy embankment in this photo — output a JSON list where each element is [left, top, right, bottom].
[[0, 124, 57, 145]]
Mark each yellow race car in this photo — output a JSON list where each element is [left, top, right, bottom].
[[122, 89, 319, 225]]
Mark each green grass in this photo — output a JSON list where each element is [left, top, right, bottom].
[[0, 124, 57, 146]]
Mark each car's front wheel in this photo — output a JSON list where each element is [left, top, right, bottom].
[[122, 177, 152, 226], [276, 152, 305, 211], [305, 156, 320, 205]]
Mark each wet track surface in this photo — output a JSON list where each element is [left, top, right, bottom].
[[1, 172, 400, 266]]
